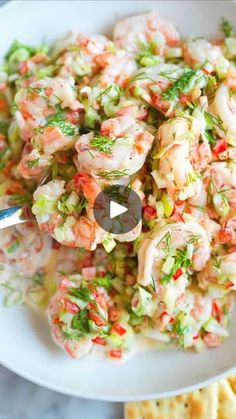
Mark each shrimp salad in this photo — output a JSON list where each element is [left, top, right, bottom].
[[1, 12, 236, 361]]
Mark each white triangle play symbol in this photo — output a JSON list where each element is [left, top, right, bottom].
[[110, 200, 128, 219]]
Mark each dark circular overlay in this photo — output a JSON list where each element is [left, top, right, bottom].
[[93, 185, 142, 235]]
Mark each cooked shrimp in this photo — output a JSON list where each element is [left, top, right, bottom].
[[114, 11, 180, 54], [34, 126, 77, 155], [137, 221, 210, 313], [153, 116, 202, 200], [203, 162, 236, 218], [209, 83, 236, 141], [74, 172, 143, 243], [32, 179, 103, 250], [190, 140, 212, 172], [138, 221, 210, 285], [0, 223, 51, 275], [52, 32, 111, 78], [47, 274, 111, 359], [15, 76, 82, 141], [129, 64, 181, 115], [198, 251, 236, 291], [17, 148, 53, 179], [75, 115, 154, 176], [183, 38, 229, 73], [97, 50, 137, 88]]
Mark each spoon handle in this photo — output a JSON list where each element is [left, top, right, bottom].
[[0, 206, 31, 229]]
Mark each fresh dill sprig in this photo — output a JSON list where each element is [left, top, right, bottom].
[[97, 84, 122, 100], [97, 169, 128, 179], [159, 71, 179, 83], [0, 121, 9, 136], [220, 17, 234, 38], [202, 130, 217, 145], [204, 111, 225, 132], [0, 147, 12, 170], [26, 158, 39, 168], [161, 248, 191, 285], [9, 193, 33, 205], [130, 71, 155, 83], [44, 110, 77, 136], [162, 67, 203, 102], [90, 133, 115, 154]]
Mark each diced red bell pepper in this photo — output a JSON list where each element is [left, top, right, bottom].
[[92, 336, 107, 346], [212, 139, 227, 156], [218, 228, 232, 244], [160, 311, 174, 323], [143, 205, 157, 220], [45, 87, 53, 97], [173, 268, 183, 281], [53, 316, 62, 325], [88, 311, 106, 327], [19, 60, 29, 75], [179, 94, 192, 105], [52, 239, 61, 249], [109, 349, 122, 359], [112, 323, 127, 336], [226, 281, 234, 289], [65, 300, 79, 314]]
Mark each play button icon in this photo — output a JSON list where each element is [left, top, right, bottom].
[[110, 201, 128, 219], [93, 185, 142, 235]]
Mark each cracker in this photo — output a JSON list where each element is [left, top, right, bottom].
[[217, 379, 236, 419], [226, 374, 236, 395], [125, 384, 218, 419]]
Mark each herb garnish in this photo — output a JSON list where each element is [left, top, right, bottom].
[[97, 169, 128, 179], [130, 71, 156, 83], [162, 67, 203, 102], [71, 309, 90, 335], [94, 274, 112, 290], [6, 239, 20, 254], [0, 147, 11, 170], [220, 18, 234, 38], [5, 40, 35, 60], [68, 284, 92, 302], [0, 121, 9, 136], [10, 193, 33, 205], [202, 130, 217, 145], [26, 158, 39, 168], [90, 133, 115, 154], [161, 248, 191, 285], [204, 111, 225, 132], [45, 111, 77, 136]]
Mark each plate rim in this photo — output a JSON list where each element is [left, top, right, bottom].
[[1, 354, 236, 401]]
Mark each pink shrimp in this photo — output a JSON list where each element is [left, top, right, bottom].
[[203, 333, 221, 347], [17, 149, 53, 179], [183, 38, 229, 73], [155, 116, 202, 200], [36, 126, 76, 155], [75, 115, 154, 177], [113, 11, 180, 54], [190, 295, 205, 320], [47, 274, 111, 359], [32, 178, 103, 250], [190, 140, 212, 172]]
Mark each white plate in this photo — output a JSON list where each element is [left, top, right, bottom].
[[0, 0, 236, 402]]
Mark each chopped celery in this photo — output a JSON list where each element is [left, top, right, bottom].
[[102, 234, 116, 253]]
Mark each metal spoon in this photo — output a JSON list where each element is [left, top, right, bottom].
[[0, 205, 34, 229], [0, 173, 49, 230]]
